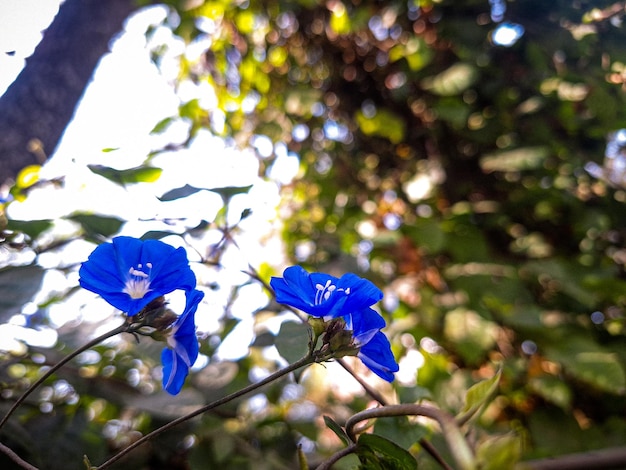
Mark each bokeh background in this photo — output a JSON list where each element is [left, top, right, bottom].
[[1, 0, 626, 468]]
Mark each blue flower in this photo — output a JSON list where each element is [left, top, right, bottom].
[[79, 236, 197, 316], [161, 289, 204, 395], [270, 266, 382, 318], [271, 266, 398, 381], [348, 308, 399, 382]]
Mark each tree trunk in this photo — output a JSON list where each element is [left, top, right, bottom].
[[0, 0, 142, 186]]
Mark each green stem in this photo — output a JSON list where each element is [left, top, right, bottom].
[[345, 404, 476, 470], [0, 321, 128, 430], [95, 354, 316, 470]]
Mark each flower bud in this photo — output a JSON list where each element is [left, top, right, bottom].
[[308, 316, 327, 338], [321, 318, 359, 358]]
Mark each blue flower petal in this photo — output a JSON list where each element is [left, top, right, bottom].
[[79, 242, 126, 293], [271, 266, 318, 310], [161, 289, 203, 395], [350, 308, 386, 346], [161, 348, 188, 395], [271, 265, 396, 381], [335, 273, 383, 314], [358, 331, 399, 382], [172, 289, 203, 365], [141, 240, 197, 295], [271, 266, 382, 318], [79, 236, 196, 316]]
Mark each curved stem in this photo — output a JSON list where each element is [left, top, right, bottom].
[[314, 444, 358, 470], [0, 441, 39, 470], [345, 404, 475, 470], [96, 354, 315, 470], [0, 321, 128, 430], [337, 358, 453, 470]]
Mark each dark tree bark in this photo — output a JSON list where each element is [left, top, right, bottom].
[[0, 0, 142, 185]]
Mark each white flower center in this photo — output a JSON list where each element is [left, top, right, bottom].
[[123, 263, 152, 299], [314, 279, 350, 305]]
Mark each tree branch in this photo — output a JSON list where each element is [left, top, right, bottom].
[[520, 447, 626, 470], [0, 0, 141, 184], [95, 354, 315, 469]]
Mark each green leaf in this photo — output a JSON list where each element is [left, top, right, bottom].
[[443, 308, 499, 365], [179, 98, 204, 120], [356, 433, 417, 470], [559, 351, 625, 395], [545, 335, 626, 395], [250, 331, 275, 348], [221, 318, 241, 341], [397, 385, 432, 404], [208, 185, 253, 200], [355, 108, 406, 144], [522, 259, 598, 308], [275, 321, 310, 365], [6, 219, 53, 239], [403, 219, 446, 254], [159, 184, 253, 202], [528, 375, 573, 410], [323, 415, 350, 446], [140, 230, 181, 240], [150, 116, 174, 134], [458, 367, 502, 423], [87, 164, 162, 186], [373, 416, 428, 450], [67, 213, 124, 239], [476, 434, 522, 470], [159, 184, 203, 201], [0, 265, 45, 322]]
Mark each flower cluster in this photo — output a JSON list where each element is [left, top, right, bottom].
[[270, 266, 399, 381], [79, 236, 202, 395]]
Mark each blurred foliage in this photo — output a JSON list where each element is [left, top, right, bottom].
[[2, 0, 626, 468]]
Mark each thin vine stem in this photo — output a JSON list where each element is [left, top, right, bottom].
[[0, 321, 128, 430], [95, 354, 316, 470], [345, 404, 476, 470], [336, 358, 452, 470], [314, 443, 357, 470], [0, 441, 39, 470]]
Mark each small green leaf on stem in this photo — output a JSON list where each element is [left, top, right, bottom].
[[356, 433, 417, 470], [458, 366, 502, 424], [323, 415, 350, 446]]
